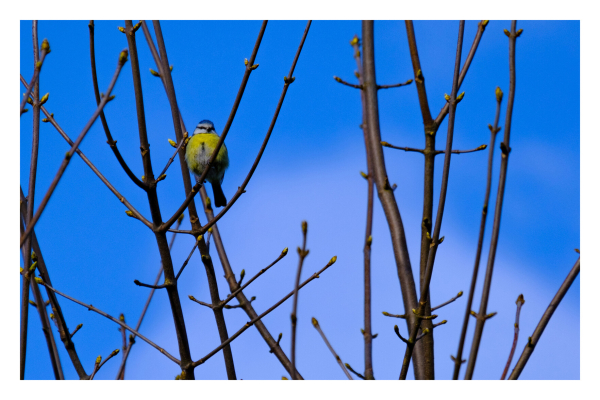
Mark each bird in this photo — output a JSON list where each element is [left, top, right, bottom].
[[185, 120, 229, 207]]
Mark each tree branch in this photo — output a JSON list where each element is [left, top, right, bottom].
[[34, 278, 180, 365], [464, 21, 519, 380], [501, 294, 525, 379], [20, 49, 129, 247], [452, 88, 503, 380], [291, 221, 309, 380], [311, 317, 353, 379], [191, 255, 337, 368], [399, 20, 465, 380], [362, 20, 424, 379], [88, 20, 147, 190], [508, 258, 580, 379]]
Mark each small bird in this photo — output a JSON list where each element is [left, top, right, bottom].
[[185, 120, 229, 207]]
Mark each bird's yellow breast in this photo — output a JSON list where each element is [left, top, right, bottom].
[[185, 133, 229, 182]]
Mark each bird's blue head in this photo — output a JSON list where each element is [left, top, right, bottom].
[[194, 120, 217, 135]]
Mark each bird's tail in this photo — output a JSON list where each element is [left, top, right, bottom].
[[211, 182, 227, 208]]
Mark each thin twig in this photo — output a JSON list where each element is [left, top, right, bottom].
[[133, 238, 198, 289], [452, 88, 502, 380], [191, 255, 337, 368], [312, 317, 352, 379], [431, 291, 463, 312], [20, 188, 88, 379], [344, 363, 366, 380], [35, 278, 180, 365], [501, 294, 525, 379], [20, 44, 48, 115], [362, 20, 424, 379], [464, 21, 519, 380], [20, 215, 64, 380], [291, 221, 309, 380], [156, 135, 188, 181], [89, 349, 120, 380], [20, 50, 128, 247], [399, 21, 465, 380], [434, 145, 487, 155], [508, 258, 580, 379], [333, 75, 362, 89], [88, 20, 147, 190], [21, 78, 153, 229], [377, 79, 413, 89], [115, 216, 183, 379], [382, 311, 406, 319], [199, 187, 302, 378], [350, 35, 375, 380], [123, 20, 194, 379]]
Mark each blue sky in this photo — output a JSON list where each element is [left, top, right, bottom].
[[20, 20, 579, 380]]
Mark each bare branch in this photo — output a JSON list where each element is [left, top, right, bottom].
[[192, 255, 337, 368], [377, 79, 413, 90], [333, 75, 362, 89], [35, 278, 180, 365], [465, 21, 519, 380], [20, 49, 129, 247], [291, 221, 309, 380], [431, 291, 463, 312], [312, 317, 353, 379], [501, 294, 525, 379], [344, 363, 366, 380], [400, 20, 465, 380], [88, 20, 147, 190], [452, 87, 503, 380], [508, 258, 580, 380], [89, 349, 120, 380]]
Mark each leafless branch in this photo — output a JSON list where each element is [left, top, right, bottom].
[[20, 49, 129, 247], [501, 294, 525, 379], [89, 349, 120, 380], [291, 221, 309, 380], [465, 21, 519, 380], [191, 255, 337, 368], [431, 291, 463, 312], [508, 258, 580, 380], [312, 317, 353, 379]]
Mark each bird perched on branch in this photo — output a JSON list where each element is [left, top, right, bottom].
[[185, 120, 229, 207]]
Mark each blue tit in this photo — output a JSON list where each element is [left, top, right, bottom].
[[185, 120, 230, 207]]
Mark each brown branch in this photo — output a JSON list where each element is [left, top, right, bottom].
[[20, 50, 129, 247], [89, 349, 120, 380], [434, 20, 489, 128], [199, 187, 303, 378], [21, 184, 89, 379], [465, 21, 519, 380], [21, 77, 153, 229], [70, 324, 83, 339], [431, 291, 463, 312], [501, 294, 525, 379], [381, 141, 425, 153], [400, 20, 465, 380], [35, 278, 180, 365], [88, 20, 147, 190], [434, 145, 487, 155], [191, 255, 337, 368], [312, 318, 353, 379], [123, 20, 194, 379], [508, 257, 579, 379], [20, 214, 64, 380], [377, 79, 413, 90], [452, 88, 503, 380], [156, 135, 188, 181], [20, 41, 48, 115], [350, 35, 375, 380], [362, 20, 424, 379], [291, 221, 309, 380], [116, 216, 183, 379], [382, 311, 406, 319], [333, 75, 362, 89], [344, 363, 366, 380]]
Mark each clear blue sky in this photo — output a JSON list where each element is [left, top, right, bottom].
[[20, 20, 579, 380]]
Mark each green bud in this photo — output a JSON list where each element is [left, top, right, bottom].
[[41, 38, 50, 53], [125, 210, 134, 217], [95, 355, 102, 364], [282, 247, 289, 256], [311, 317, 318, 326], [150, 68, 160, 77], [118, 26, 125, 33], [40, 93, 49, 105], [168, 138, 177, 148], [329, 255, 337, 265], [119, 49, 129, 64], [496, 87, 503, 102]]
